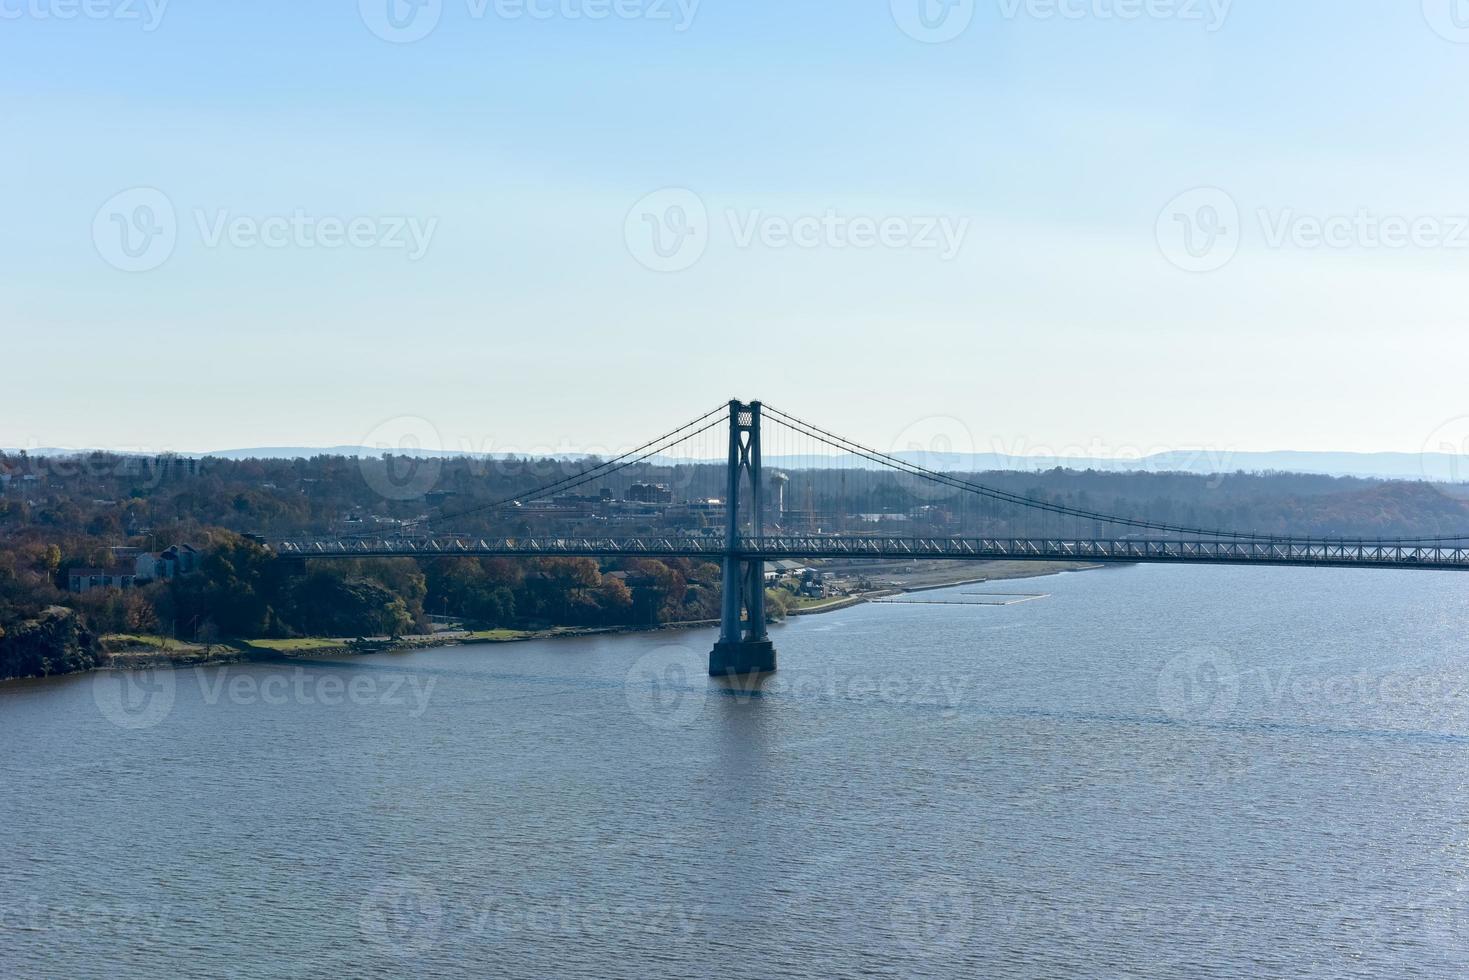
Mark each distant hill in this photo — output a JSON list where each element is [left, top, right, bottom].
[[197, 449, 1469, 480], [208, 446, 483, 461], [213, 449, 1469, 481], [7, 446, 1467, 482], [871, 450, 1469, 482]]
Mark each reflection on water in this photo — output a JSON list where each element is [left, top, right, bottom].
[[4, 564, 1469, 978]]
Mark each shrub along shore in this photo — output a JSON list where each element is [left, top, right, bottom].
[[3, 559, 1102, 681]]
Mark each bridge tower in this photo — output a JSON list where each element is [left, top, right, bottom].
[[710, 400, 777, 677]]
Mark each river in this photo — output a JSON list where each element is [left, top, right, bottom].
[[4, 563, 1469, 978]]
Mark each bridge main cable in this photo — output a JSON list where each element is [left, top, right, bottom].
[[364, 404, 730, 536], [762, 404, 1469, 546]]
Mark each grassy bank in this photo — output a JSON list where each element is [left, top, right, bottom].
[[97, 621, 717, 671], [89, 560, 1106, 674]]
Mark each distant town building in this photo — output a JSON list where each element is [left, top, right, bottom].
[[118, 455, 205, 480], [338, 513, 404, 531], [764, 559, 808, 582], [68, 569, 136, 594], [68, 542, 200, 592], [626, 483, 673, 504], [134, 544, 201, 583], [668, 499, 726, 528], [524, 497, 597, 519]]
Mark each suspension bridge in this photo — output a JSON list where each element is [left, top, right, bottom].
[[275, 401, 1469, 676]]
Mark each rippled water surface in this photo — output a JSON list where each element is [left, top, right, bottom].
[[5, 564, 1469, 978]]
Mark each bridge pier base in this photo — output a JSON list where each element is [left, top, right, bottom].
[[709, 554, 777, 677], [709, 639, 776, 677]]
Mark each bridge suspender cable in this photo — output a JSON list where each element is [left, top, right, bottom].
[[761, 404, 1273, 540], [350, 401, 1469, 547], [383, 405, 730, 534], [761, 404, 1469, 546]]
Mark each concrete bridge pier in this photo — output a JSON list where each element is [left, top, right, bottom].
[[710, 639, 776, 677]]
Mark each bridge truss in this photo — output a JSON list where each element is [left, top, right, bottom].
[[281, 399, 1469, 673], [273, 534, 1469, 571]]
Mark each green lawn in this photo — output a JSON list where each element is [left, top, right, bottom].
[[102, 628, 547, 657], [459, 629, 539, 642], [103, 633, 189, 648], [235, 638, 348, 652], [103, 634, 348, 654]]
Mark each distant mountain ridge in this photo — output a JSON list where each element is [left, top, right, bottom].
[[5, 446, 1466, 482], [868, 450, 1467, 482], [140, 448, 1469, 482]]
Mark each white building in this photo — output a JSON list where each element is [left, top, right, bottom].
[[135, 543, 201, 583]]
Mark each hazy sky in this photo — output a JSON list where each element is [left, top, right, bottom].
[[5, 1, 1469, 459]]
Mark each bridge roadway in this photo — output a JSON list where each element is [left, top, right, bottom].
[[273, 535, 1469, 572]]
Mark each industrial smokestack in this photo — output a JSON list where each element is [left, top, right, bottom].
[[770, 471, 788, 520]]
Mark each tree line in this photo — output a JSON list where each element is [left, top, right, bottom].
[[5, 449, 1469, 679]]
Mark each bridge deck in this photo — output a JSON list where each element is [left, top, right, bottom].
[[273, 536, 1469, 572]]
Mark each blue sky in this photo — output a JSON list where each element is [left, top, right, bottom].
[[4, 1, 1469, 458]]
